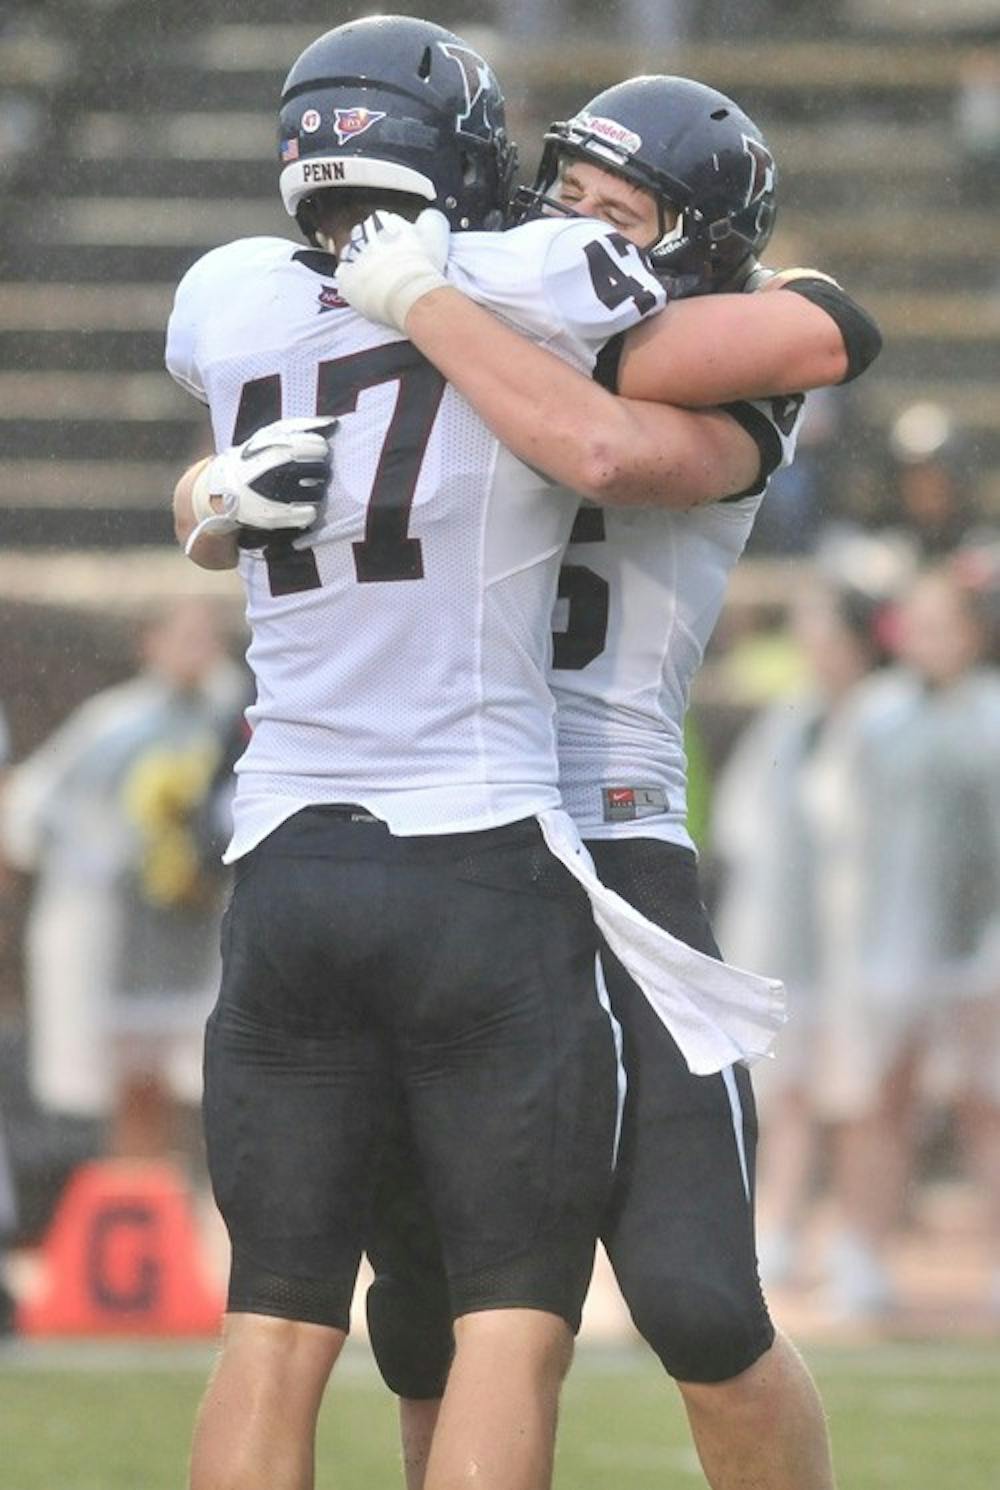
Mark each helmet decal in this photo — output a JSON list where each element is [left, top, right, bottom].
[[301, 109, 322, 134], [439, 42, 493, 132], [332, 107, 387, 145], [575, 112, 643, 157], [742, 135, 775, 206]]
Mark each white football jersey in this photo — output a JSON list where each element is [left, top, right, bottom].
[[165, 220, 665, 856], [552, 392, 805, 848]]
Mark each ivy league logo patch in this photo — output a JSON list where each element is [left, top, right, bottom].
[[333, 107, 387, 145]]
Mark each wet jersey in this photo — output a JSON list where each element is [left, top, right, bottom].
[[552, 391, 806, 849], [165, 220, 665, 856]]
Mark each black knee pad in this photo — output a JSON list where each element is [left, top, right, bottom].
[[626, 1271, 775, 1384], [365, 1272, 454, 1400]]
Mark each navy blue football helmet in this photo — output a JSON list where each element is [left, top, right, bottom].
[[515, 76, 778, 292], [278, 15, 517, 242]]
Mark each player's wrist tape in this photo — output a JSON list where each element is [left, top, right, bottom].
[[190, 457, 237, 527], [186, 457, 240, 553], [338, 257, 447, 331], [337, 210, 450, 331]]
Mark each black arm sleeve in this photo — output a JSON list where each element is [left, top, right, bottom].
[[593, 332, 626, 392], [716, 400, 785, 502], [592, 334, 794, 502], [781, 278, 882, 383]]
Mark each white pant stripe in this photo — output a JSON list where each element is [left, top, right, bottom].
[[595, 952, 627, 1169], [721, 1065, 751, 1203]]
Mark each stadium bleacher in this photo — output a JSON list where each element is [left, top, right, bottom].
[[0, 4, 998, 554]]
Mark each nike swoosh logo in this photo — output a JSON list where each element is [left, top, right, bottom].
[[241, 437, 281, 461]]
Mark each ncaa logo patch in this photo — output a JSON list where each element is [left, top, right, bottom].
[[333, 107, 387, 145], [301, 108, 322, 134]]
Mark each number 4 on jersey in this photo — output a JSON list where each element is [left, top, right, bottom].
[[585, 234, 659, 317]]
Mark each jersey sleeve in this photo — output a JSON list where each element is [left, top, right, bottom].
[[165, 252, 219, 403], [719, 392, 807, 501], [780, 277, 882, 383], [164, 237, 290, 405], [538, 219, 666, 354], [449, 218, 666, 369]]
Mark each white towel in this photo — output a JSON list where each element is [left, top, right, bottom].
[[537, 809, 787, 1075]]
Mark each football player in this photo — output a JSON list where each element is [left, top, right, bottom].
[[333, 78, 882, 1490], [167, 21, 813, 1490]]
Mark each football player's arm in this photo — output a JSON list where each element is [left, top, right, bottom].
[[338, 211, 760, 506], [614, 278, 881, 406], [403, 287, 761, 507], [174, 419, 334, 567]]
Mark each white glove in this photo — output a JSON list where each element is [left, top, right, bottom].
[[336, 208, 451, 331], [188, 417, 336, 550]]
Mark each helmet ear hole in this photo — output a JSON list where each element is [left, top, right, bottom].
[[418, 46, 432, 81]]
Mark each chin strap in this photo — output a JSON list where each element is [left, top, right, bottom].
[[296, 199, 322, 248]]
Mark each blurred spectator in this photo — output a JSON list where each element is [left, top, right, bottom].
[[0, 600, 245, 1168], [711, 576, 890, 1287], [708, 597, 809, 709], [809, 564, 1000, 1316], [952, 536, 1000, 663], [881, 402, 987, 559], [820, 401, 998, 585]]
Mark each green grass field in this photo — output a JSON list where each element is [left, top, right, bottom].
[[1, 1340, 997, 1489]]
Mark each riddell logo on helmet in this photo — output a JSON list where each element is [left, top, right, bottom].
[[332, 108, 387, 144], [575, 112, 642, 156]]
